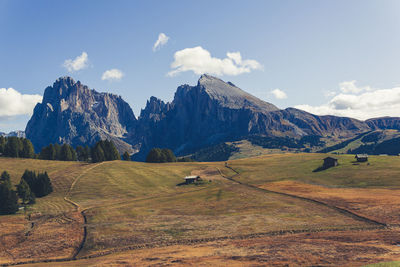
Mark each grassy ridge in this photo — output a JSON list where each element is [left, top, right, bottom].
[[228, 153, 400, 188]]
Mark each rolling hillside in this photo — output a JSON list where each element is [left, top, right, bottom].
[[1, 155, 400, 265]]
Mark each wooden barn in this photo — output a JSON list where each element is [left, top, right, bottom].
[[323, 157, 338, 169], [355, 154, 368, 162], [184, 175, 201, 184]]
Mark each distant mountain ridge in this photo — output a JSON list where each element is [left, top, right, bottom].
[[23, 75, 400, 159], [0, 131, 25, 138]]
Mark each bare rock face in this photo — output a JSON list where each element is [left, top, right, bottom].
[[25, 77, 136, 152], [132, 75, 373, 159], [24, 74, 400, 160]]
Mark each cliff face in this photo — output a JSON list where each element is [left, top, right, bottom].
[[24, 75, 400, 159], [132, 75, 371, 159], [25, 77, 136, 152]]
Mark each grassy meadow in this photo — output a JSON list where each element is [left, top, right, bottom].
[[2, 153, 400, 265]]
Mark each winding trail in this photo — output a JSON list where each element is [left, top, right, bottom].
[[63, 162, 105, 259]]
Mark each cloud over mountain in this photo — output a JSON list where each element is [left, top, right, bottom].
[[167, 46, 262, 77], [271, 88, 287, 99], [102, 69, 124, 81], [0, 88, 42, 117], [63, 52, 89, 72]]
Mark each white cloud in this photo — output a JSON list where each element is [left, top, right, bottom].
[[101, 69, 124, 81], [0, 88, 42, 117], [167, 46, 263, 77], [153, 33, 169, 51], [339, 80, 372, 93], [63, 52, 89, 72], [296, 82, 400, 120], [271, 88, 287, 99]]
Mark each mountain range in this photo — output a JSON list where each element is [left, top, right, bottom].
[[23, 75, 400, 160]]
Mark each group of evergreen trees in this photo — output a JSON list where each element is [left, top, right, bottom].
[[145, 148, 176, 163], [0, 169, 52, 215], [0, 135, 130, 163], [91, 140, 121, 162], [20, 170, 52, 198], [0, 136, 35, 158], [39, 143, 77, 161], [40, 140, 126, 163]]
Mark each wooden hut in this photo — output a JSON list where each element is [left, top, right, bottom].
[[184, 175, 201, 184], [323, 157, 338, 169], [355, 154, 368, 162]]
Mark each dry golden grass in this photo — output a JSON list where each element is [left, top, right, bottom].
[[0, 211, 83, 264], [3, 154, 400, 266], [263, 180, 400, 225], [31, 229, 400, 267]]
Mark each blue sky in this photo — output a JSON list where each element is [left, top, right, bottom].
[[1, 0, 400, 132]]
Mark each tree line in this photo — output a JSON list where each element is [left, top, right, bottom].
[[0, 170, 53, 215], [1, 136, 188, 164], [0, 136, 35, 158], [0, 136, 130, 163], [40, 140, 123, 163]]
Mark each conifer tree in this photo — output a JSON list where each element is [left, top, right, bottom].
[[4, 136, 21, 158], [17, 178, 35, 204], [60, 144, 73, 161], [0, 171, 11, 183], [123, 151, 131, 161], [20, 138, 35, 158], [0, 136, 5, 155], [91, 143, 105, 163], [0, 175, 18, 215]]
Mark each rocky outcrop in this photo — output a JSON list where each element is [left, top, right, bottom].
[[132, 75, 372, 159], [24, 74, 400, 159], [26, 77, 136, 153]]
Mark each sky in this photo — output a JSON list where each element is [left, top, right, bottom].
[[1, 0, 400, 132]]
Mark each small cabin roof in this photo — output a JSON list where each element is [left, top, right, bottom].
[[355, 154, 368, 158], [323, 157, 337, 161], [184, 175, 199, 179]]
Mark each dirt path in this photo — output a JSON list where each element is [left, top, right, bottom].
[[63, 162, 105, 259], [220, 164, 387, 227]]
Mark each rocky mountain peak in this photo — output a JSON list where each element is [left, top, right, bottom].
[[26, 77, 137, 153], [195, 74, 279, 112], [139, 96, 170, 122]]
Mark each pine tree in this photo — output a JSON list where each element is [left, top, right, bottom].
[[60, 144, 73, 161], [76, 146, 85, 161], [20, 138, 35, 158], [123, 151, 131, 161], [91, 143, 105, 163], [49, 144, 56, 160], [104, 140, 120, 161], [4, 137, 21, 158], [17, 178, 35, 204], [0, 181, 18, 215], [54, 144, 61, 160], [84, 145, 91, 162], [0, 136, 5, 155], [0, 171, 11, 183]]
